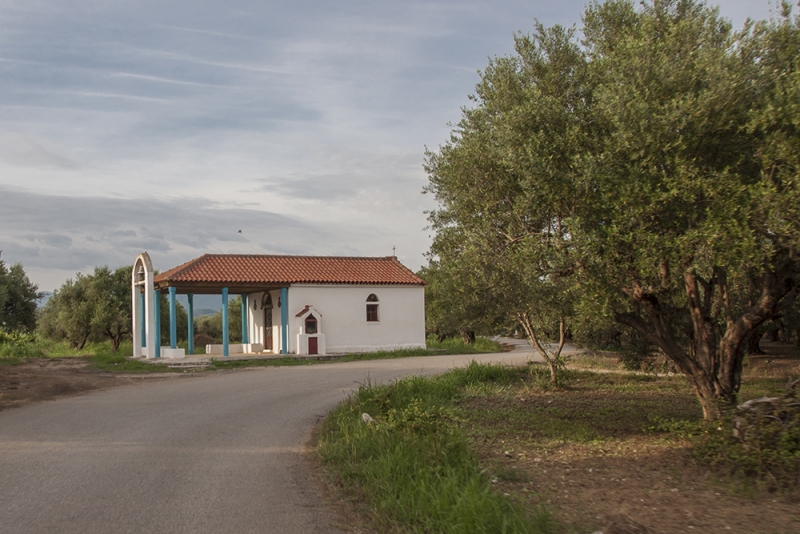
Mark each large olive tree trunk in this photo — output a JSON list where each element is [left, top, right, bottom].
[[615, 257, 799, 421]]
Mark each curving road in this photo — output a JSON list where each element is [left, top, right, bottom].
[[0, 350, 539, 534]]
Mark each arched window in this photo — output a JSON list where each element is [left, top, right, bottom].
[[366, 294, 379, 322], [305, 314, 318, 334], [262, 292, 273, 309]]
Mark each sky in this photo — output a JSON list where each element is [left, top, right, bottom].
[[0, 0, 778, 291]]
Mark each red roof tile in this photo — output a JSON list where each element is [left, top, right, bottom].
[[154, 254, 425, 286]]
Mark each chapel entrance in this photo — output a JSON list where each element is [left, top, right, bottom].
[[263, 293, 273, 351]]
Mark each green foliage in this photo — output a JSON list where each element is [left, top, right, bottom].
[[39, 273, 93, 349], [0, 329, 38, 346], [0, 329, 45, 358], [694, 387, 800, 491], [194, 296, 242, 343], [39, 265, 189, 351], [0, 254, 40, 332], [157, 294, 188, 346], [317, 368, 555, 533], [646, 415, 708, 438], [419, 261, 505, 340], [421, 10, 598, 387], [427, 335, 503, 354], [425, 0, 800, 418], [39, 266, 135, 350]]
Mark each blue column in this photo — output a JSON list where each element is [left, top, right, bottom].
[[222, 287, 229, 357], [280, 287, 288, 355], [153, 290, 161, 358], [169, 286, 177, 349], [140, 291, 146, 349], [187, 293, 194, 355], [241, 294, 248, 344]]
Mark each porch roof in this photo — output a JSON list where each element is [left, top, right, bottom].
[[153, 254, 426, 294]]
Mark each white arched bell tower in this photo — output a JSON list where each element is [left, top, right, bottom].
[[131, 252, 156, 358]]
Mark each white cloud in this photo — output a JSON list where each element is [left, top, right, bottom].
[[0, 0, 776, 290]]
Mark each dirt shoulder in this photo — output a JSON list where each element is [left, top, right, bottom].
[[0, 358, 183, 411], [472, 399, 800, 534]]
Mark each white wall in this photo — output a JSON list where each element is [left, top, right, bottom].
[[246, 290, 282, 353], [285, 285, 425, 353]]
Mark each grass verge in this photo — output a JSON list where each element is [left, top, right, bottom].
[[0, 336, 185, 373], [87, 352, 184, 373], [316, 362, 556, 533], [318, 356, 800, 533], [209, 337, 503, 370], [2, 335, 502, 372]]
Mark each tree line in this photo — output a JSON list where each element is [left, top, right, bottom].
[[423, 0, 800, 420]]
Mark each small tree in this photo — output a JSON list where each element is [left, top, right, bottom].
[[39, 274, 94, 349], [89, 266, 132, 351], [419, 259, 504, 343]]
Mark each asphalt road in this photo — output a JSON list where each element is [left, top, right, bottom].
[[0, 349, 540, 534]]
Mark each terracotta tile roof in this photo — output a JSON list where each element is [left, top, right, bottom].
[[154, 254, 425, 286]]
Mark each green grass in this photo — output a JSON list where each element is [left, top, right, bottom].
[[320, 350, 800, 530], [0, 330, 48, 359], [0, 343, 46, 359], [456, 366, 703, 452], [209, 356, 315, 369], [209, 337, 503, 370], [427, 335, 504, 354], [319, 359, 800, 532], [0, 337, 137, 359], [86, 352, 181, 373], [317, 362, 555, 533], [2, 335, 501, 373], [0, 337, 184, 373]]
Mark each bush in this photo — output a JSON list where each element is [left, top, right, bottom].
[[0, 329, 37, 346], [0, 329, 45, 358], [695, 382, 800, 492]]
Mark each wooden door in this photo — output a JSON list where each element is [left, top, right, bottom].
[[308, 336, 318, 355], [264, 308, 273, 351]]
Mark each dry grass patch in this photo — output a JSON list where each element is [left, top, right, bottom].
[[458, 345, 800, 534]]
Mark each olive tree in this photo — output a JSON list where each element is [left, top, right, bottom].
[[0, 253, 40, 333], [425, 0, 800, 419]]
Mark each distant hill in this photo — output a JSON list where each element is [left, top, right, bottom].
[[176, 295, 222, 316]]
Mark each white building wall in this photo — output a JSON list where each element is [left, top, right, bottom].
[[285, 285, 425, 354]]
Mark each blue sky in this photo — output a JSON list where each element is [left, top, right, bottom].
[[0, 0, 777, 290]]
